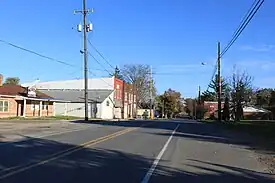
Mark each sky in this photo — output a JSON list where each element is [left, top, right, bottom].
[[1, 0, 275, 98]]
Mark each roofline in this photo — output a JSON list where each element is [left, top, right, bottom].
[[38, 89, 114, 91], [0, 95, 69, 102], [21, 97, 70, 102], [0, 94, 17, 98]]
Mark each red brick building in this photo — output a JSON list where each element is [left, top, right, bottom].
[[113, 78, 136, 119], [203, 101, 224, 119], [123, 83, 136, 118], [0, 84, 59, 118]]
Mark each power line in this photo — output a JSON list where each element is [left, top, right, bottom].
[[87, 38, 115, 69], [0, 39, 76, 68], [221, 0, 264, 57], [0, 38, 114, 87], [88, 51, 113, 76], [206, 0, 264, 92], [88, 70, 114, 88]]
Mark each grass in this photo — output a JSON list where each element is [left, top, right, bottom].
[[202, 119, 275, 139], [225, 120, 275, 139]]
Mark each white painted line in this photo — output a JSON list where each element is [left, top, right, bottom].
[[141, 124, 180, 183]]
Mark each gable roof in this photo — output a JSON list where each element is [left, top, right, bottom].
[[39, 89, 113, 103], [0, 84, 52, 99]]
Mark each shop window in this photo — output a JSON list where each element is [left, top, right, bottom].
[[42, 101, 49, 110], [0, 101, 9, 112]]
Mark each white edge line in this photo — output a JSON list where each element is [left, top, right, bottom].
[[141, 124, 180, 183]]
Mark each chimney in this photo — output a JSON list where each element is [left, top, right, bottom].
[[0, 74, 3, 86]]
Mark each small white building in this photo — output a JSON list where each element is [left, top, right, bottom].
[[40, 89, 114, 119]]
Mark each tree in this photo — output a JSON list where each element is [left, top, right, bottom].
[[157, 89, 183, 118], [200, 74, 229, 102], [185, 98, 194, 117], [111, 66, 124, 80], [229, 69, 253, 121], [254, 88, 273, 108], [223, 96, 230, 121], [200, 90, 217, 102], [4, 77, 20, 85], [196, 105, 208, 119], [120, 64, 156, 108], [269, 91, 275, 119], [208, 74, 229, 101]]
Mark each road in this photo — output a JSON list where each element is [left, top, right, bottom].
[[0, 119, 274, 183]]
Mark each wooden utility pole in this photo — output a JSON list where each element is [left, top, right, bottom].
[[150, 65, 153, 119], [74, 0, 93, 121], [193, 99, 196, 119], [162, 100, 165, 118], [198, 85, 201, 105], [217, 42, 222, 122]]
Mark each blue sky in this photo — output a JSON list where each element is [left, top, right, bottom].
[[1, 0, 274, 98]]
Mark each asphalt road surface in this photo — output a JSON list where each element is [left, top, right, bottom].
[[0, 119, 274, 183]]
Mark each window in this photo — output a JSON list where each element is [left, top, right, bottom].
[[0, 101, 9, 112], [30, 101, 39, 111], [42, 101, 49, 110], [114, 90, 117, 99], [116, 84, 120, 89], [125, 92, 128, 101], [106, 100, 110, 106]]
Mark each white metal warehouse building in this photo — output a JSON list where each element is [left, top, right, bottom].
[[40, 89, 114, 119]]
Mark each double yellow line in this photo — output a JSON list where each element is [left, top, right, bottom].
[[0, 123, 151, 180]]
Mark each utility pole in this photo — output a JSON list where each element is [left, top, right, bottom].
[[198, 85, 201, 105], [162, 100, 165, 118], [150, 65, 153, 119], [193, 99, 196, 120], [217, 42, 222, 122], [74, 0, 93, 121]]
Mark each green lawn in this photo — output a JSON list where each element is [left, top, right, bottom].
[[202, 119, 275, 139], [226, 120, 275, 139]]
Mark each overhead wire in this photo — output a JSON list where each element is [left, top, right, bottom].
[[205, 0, 264, 91], [88, 51, 113, 76], [221, 0, 264, 57], [0, 38, 115, 88], [87, 38, 115, 69], [0, 39, 76, 68]]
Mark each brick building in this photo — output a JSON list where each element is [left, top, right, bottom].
[[113, 78, 136, 119], [123, 82, 136, 118], [203, 101, 224, 119], [23, 76, 136, 119], [113, 78, 124, 118], [0, 82, 59, 118]]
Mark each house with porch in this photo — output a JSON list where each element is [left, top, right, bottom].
[[0, 84, 60, 118]]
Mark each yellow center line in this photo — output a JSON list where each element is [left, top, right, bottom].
[[0, 122, 155, 180]]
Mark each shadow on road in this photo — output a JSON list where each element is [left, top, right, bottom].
[[0, 136, 274, 183], [72, 119, 275, 174], [74, 119, 275, 153]]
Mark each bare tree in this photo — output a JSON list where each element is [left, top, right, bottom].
[[120, 64, 156, 108], [229, 68, 253, 121]]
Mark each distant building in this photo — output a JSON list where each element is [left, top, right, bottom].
[[203, 101, 272, 120], [40, 89, 114, 119], [203, 101, 224, 119], [0, 78, 59, 118], [22, 76, 136, 119]]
